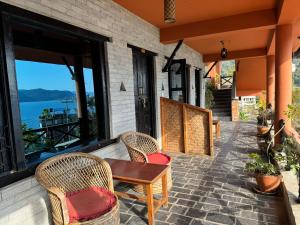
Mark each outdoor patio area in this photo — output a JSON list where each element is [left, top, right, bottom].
[[119, 121, 287, 225]]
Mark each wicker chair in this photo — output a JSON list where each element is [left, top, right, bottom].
[[121, 131, 173, 194], [35, 153, 120, 225]]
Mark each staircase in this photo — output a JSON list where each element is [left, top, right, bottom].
[[212, 89, 232, 121]]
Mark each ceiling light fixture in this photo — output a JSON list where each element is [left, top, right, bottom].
[[220, 40, 228, 59], [164, 0, 176, 24]]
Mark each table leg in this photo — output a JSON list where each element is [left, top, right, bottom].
[[162, 173, 168, 207], [217, 122, 221, 138], [146, 184, 154, 225]]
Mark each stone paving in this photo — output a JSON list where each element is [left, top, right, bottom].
[[118, 122, 287, 225]]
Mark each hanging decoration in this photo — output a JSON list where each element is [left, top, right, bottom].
[[164, 0, 176, 24], [220, 40, 228, 59]]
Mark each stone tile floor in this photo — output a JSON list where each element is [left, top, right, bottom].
[[118, 122, 288, 225]]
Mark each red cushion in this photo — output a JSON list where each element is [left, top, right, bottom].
[[66, 186, 117, 222], [146, 153, 171, 165]]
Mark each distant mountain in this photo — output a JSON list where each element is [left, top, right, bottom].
[[19, 89, 75, 102]]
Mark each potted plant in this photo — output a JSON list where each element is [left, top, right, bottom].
[[257, 107, 269, 135], [245, 153, 281, 192], [274, 137, 300, 172]]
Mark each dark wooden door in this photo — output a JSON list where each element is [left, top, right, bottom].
[[132, 52, 154, 136], [195, 69, 201, 107]]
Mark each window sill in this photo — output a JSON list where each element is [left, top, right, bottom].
[[0, 138, 118, 188]]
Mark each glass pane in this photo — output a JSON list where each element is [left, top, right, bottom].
[[170, 63, 182, 88], [84, 65, 97, 139], [16, 60, 80, 159], [171, 73, 182, 88], [171, 90, 184, 102]]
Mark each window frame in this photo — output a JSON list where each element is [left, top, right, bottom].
[[0, 2, 114, 187]]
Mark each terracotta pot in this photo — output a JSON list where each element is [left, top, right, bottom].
[[255, 174, 282, 192], [257, 126, 269, 135]]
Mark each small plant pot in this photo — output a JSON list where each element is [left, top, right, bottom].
[[257, 126, 269, 135], [255, 174, 282, 192]]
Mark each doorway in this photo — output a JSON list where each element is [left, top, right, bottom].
[[132, 49, 156, 137]]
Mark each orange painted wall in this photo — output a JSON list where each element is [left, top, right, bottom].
[[236, 57, 267, 96]]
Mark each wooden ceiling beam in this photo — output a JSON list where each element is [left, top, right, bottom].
[[203, 48, 267, 63], [277, 0, 300, 25], [160, 9, 276, 43], [267, 30, 275, 55]]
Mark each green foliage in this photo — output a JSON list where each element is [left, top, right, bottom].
[[293, 58, 300, 87], [205, 81, 215, 109], [239, 111, 249, 121], [39, 108, 52, 119], [245, 153, 279, 176], [221, 60, 235, 77], [285, 104, 300, 121], [274, 137, 300, 173], [257, 107, 268, 126], [256, 91, 266, 110]]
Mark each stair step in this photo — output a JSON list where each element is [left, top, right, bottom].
[[212, 108, 231, 113], [213, 112, 231, 116]]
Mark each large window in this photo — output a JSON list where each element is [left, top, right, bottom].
[[0, 4, 111, 185]]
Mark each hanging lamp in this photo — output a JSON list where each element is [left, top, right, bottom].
[[164, 0, 176, 24], [220, 40, 228, 59]]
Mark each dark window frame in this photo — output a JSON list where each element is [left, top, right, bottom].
[[168, 59, 190, 103], [0, 2, 114, 187]]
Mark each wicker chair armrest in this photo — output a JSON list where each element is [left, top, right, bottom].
[[48, 187, 69, 225], [129, 148, 149, 163]]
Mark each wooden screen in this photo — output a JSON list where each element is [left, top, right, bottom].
[[160, 97, 213, 156]]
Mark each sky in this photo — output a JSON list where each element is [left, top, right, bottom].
[[15, 60, 94, 93]]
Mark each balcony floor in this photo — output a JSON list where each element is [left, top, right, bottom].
[[119, 121, 287, 225]]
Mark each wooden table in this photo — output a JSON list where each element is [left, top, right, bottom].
[[105, 158, 169, 225], [213, 119, 221, 138]]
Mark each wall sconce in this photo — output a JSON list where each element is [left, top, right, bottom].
[[120, 81, 126, 91], [192, 85, 194, 90], [164, 0, 176, 24], [161, 83, 165, 97]]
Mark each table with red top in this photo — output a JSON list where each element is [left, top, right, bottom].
[[105, 158, 169, 225]]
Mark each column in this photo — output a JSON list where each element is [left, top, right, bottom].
[[275, 24, 293, 133], [266, 55, 275, 107]]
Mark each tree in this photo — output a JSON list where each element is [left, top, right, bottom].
[[221, 60, 235, 77]]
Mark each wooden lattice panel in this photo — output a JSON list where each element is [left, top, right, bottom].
[[160, 98, 184, 153], [184, 105, 212, 155], [160, 97, 213, 156]]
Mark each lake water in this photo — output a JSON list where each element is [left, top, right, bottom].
[[20, 100, 77, 129]]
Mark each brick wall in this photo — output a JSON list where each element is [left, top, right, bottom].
[[0, 0, 204, 224]]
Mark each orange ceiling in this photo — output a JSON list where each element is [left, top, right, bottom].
[[113, 0, 300, 59], [113, 0, 276, 29], [184, 29, 274, 55]]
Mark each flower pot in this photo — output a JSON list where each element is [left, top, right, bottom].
[[257, 126, 269, 135], [255, 174, 282, 192]]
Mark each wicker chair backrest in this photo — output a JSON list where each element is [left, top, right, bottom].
[[121, 132, 160, 163], [36, 153, 113, 193]]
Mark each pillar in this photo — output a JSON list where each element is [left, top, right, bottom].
[[266, 55, 275, 107], [275, 24, 293, 133]]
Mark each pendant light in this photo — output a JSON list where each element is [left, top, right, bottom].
[[164, 0, 176, 24], [220, 40, 228, 59]]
